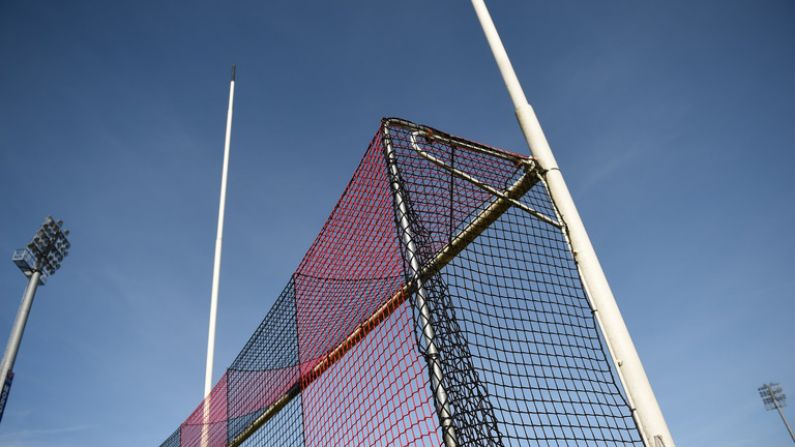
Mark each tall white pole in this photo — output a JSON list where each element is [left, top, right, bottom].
[[202, 65, 235, 446], [470, 2, 675, 447], [205, 65, 235, 398]]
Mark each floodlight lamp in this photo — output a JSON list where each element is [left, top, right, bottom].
[[32, 235, 47, 252], [759, 383, 787, 411], [12, 249, 37, 274], [11, 216, 70, 283]]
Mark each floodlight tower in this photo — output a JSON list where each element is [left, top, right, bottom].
[[0, 216, 70, 424], [759, 383, 795, 443]]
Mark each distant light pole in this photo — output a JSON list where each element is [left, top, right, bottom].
[[0, 216, 70, 424], [759, 383, 795, 443]]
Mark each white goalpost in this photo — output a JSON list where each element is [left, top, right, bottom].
[[470, 2, 675, 446], [202, 64, 236, 447]]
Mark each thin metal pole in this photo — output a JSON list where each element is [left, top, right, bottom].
[[383, 128, 458, 447], [768, 384, 795, 443], [775, 404, 795, 443], [0, 271, 42, 421], [202, 64, 236, 446], [470, 2, 675, 446]]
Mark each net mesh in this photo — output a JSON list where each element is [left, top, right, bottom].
[[159, 118, 644, 447]]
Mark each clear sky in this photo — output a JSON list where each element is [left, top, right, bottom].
[[1, 1, 793, 446]]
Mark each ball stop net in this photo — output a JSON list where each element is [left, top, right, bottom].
[[160, 118, 644, 447]]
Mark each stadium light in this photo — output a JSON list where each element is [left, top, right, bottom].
[[0, 216, 71, 424], [759, 383, 795, 443]]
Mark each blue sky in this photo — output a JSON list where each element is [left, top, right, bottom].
[[1, 0, 793, 446]]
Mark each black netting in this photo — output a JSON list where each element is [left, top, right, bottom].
[[238, 396, 304, 447], [159, 430, 180, 447], [227, 279, 300, 444], [385, 119, 644, 447]]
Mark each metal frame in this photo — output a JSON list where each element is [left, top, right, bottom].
[[225, 119, 540, 447], [470, 1, 675, 446], [407, 130, 560, 228], [383, 124, 458, 447]]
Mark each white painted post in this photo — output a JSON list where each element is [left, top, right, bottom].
[[470, 2, 675, 446], [202, 64, 236, 447]]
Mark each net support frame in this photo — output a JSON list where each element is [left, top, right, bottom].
[[383, 124, 459, 447], [223, 118, 543, 447], [470, 1, 675, 446], [406, 130, 560, 229]]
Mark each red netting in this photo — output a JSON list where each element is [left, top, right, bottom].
[[293, 131, 441, 445], [180, 373, 228, 447], [301, 302, 441, 446], [294, 131, 404, 376]]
